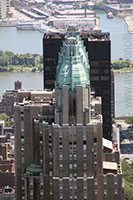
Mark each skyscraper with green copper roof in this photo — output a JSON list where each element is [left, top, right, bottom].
[[15, 25, 123, 200], [56, 25, 90, 89]]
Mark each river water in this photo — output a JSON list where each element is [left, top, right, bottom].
[[97, 11, 133, 60], [114, 72, 133, 117], [0, 12, 133, 117], [0, 72, 43, 95], [0, 27, 44, 55], [0, 71, 132, 117], [0, 12, 133, 59]]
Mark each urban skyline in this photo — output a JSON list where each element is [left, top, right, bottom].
[[0, 0, 133, 200]]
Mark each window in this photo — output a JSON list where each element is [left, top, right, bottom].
[[91, 69, 99, 74], [74, 164, 77, 170], [21, 138, 24, 144], [59, 164, 63, 169], [49, 171, 53, 177], [83, 173, 87, 178], [83, 154, 87, 160], [84, 195, 87, 199], [114, 182, 117, 186], [60, 186, 63, 192], [94, 152, 97, 157], [69, 164, 73, 170], [91, 76, 99, 81], [59, 154, 63, 160], [21, 157, 24, 164], [83, 163, 87, 170], [83, 144, 87, 151], [49, 162, 52, 167], [74, 186, 77, 192], [83, 140, 86, 145], [104, 182, 107, 186], [101, 76, 109, 81], [74, 154, 77, 160], [84, 186, 87, 192], [59, 135, 62, 141], [103, 90, 109, 95], [103, 191, 107, 197], [40, 191, 43, 196], [69, 154, 72, 160], [114, 191, 118, 197], [45, 58, 55, 65], [95, 190, 98, 195], [69, 173, 73, 178], [59, 145, 63, 152], [104, 69, 109, 74], [91, 61, 99, 67], [70, 186, 72, 191], [74, 173, 77, 178], [30, 191, 33, 196], [94, 138, 97, 143], [73, 145, 77, 153]]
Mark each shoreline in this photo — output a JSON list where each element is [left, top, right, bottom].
[[0, 69, 43, 73], [113, 70, 133, 73], [121, 16, 133, 34], [0, 69, 132, 74]]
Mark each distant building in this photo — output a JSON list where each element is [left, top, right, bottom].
[[119, 0, 133, 3], [0, 91, 16, 118], [0, 0, 10, 19], [0, 133, 15, 198], [15, 26, 123, 200], [0, 121, 5, 135], [10, 54, 40, 66], [15, 80, 22, 91], [0, 81, 22, 118]]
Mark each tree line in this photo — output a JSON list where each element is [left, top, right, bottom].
[[0, 50, 43, 72], [112, 59, 133, 70]]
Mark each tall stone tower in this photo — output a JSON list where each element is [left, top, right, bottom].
[[15, 26, 123, 200]]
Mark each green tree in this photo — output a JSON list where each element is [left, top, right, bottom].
[[40, 55, 43, 63], [129, 131, 133, 141], [24, 53, 32, 57], [124, 180, 133, 200], [122, 160, 133, 200], [0, 56, 9, 66], [0, 50, 4, 56], [125, 116, 133, 127], [0, 113, 10, 127], [5, 51, 14, 58], [95, 2, 104, 9]]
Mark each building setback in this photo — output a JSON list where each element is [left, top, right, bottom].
[[15, 26, 123, 200], [43, 31, 112, 140]]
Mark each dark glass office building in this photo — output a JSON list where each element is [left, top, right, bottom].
[[43, 31, 112, 140]]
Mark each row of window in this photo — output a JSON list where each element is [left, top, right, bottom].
[[91, 76, 109, 81], [91, 69, 109, 74]]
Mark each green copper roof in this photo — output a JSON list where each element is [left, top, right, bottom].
[[56, 28, 90, 89], [26, 163, 43, 173]]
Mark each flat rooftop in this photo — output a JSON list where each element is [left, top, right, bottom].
[[103, 161, 117, 170], [56, 9, 95, 16]]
